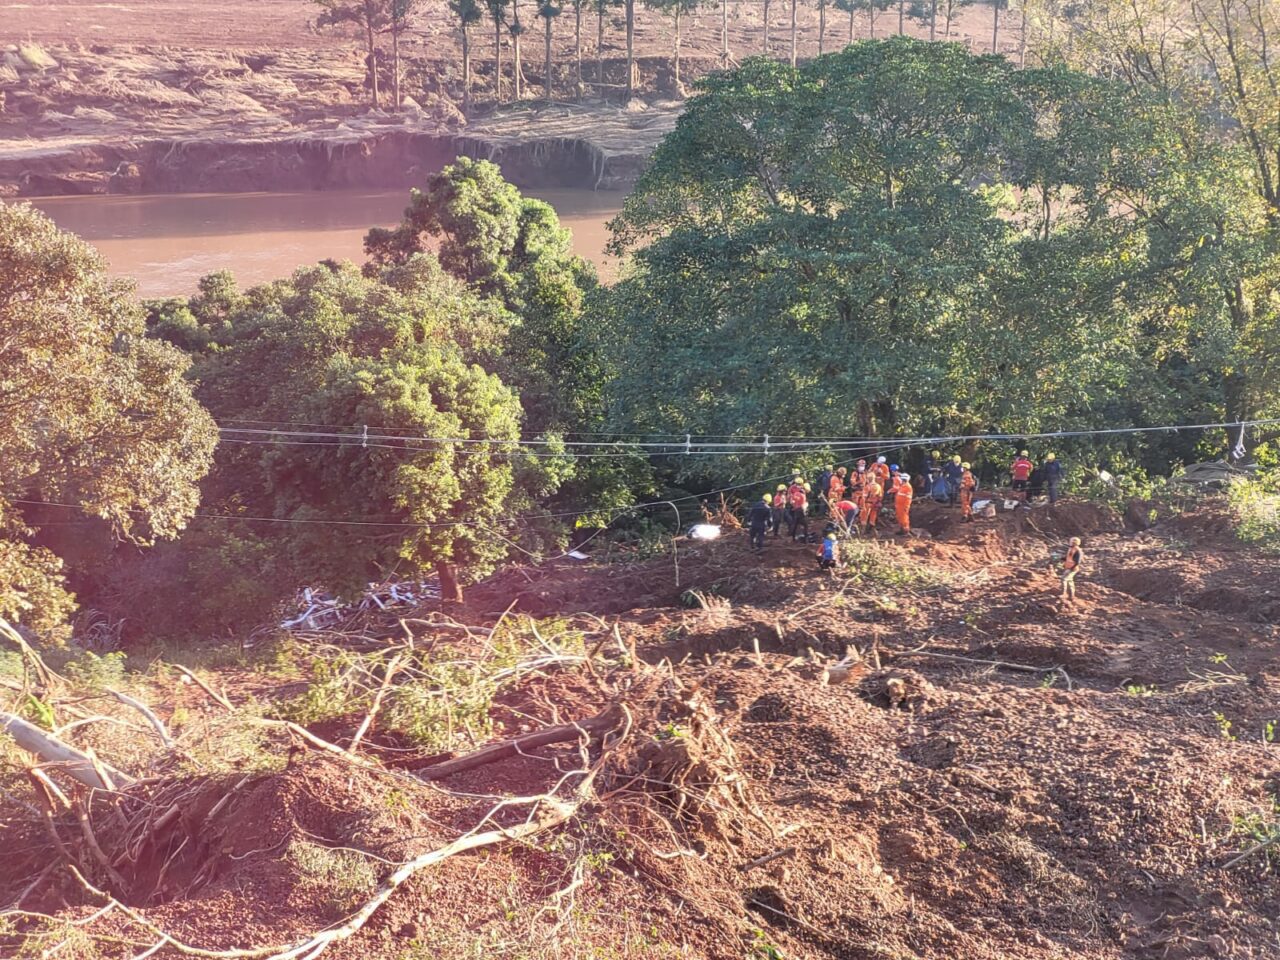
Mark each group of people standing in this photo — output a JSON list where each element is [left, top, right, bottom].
[[745, 447, 1069, 554]]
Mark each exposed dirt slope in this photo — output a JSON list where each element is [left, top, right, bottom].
[[3, 498, 1278, 959], [2, 1, 1020, 196]]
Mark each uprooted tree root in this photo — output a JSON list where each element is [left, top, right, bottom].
[[1, 654, 768, 959]]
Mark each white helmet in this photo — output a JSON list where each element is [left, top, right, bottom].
[[877, 456, 887, 464], [899, 472, 910, 481]]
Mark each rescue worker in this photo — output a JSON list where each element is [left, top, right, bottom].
[[1028, 464, 1045, 501], [829, 467, 846, 504], [1043, 452, 1063, 505], [787, 479, 810, 541], [748, 494, 772, 552], [1060, 536, 1084, 602], [895, 471, 914, 535], [958, 461, 977, 522], [873, 456, 891, 488], [817, 532, 841, 570], [1011, 450, 1033, 501], [819, 465, 834, 500], [943, 455, 964, 507], [863, 473, 884, 536], [925, 450, 944, 487], [835, 496, 858, 533], [771, 484, 787, 537]]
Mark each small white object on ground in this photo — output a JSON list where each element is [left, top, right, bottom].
[[689, 524, 722, 540]]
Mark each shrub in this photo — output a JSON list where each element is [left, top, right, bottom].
[[1228, 472, 1280, 553]]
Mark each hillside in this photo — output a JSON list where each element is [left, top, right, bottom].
[[4, 496, 1278, 959]]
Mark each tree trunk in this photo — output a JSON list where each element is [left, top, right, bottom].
[[674, 8, 682, 87], [721, 0, 730, 63], [513, 0, 524, 99], [575, 3, 583, 94], [625, 0, 635, 99], [1018, 5, 1027, 65], [818, 0, 825, 54], [437, 562, 463, 604], [899, 0, 905, 34], [763, 0, 771, 53], [495, 17, 505, 101], [869, 1, 876, 38], [367, 19, 380, 107], [2, 713, 133, 790], [789, 0, 798, 67], [944, 0, 953, 39], [462, 21, 472, 114], [848, 2, 854, 42], [992, 0, 999, 52], [545, 14, 554, 100], [392, 25, 401, 108], [597, 3, 605, 83], [929, 0, 937, 40]]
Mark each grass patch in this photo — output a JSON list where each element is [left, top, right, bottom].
[[1228, 475, 1280, 553], [287, 840, 379, 917]]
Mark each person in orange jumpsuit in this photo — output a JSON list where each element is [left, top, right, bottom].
[[958, 462, 977, 522], [873, 456, 891, 488], [829, 467, 846, 504], [895, 471, 914, 535], [863, 475, 884, 536]]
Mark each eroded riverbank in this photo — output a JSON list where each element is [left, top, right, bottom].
[[1, 45, 680, 196]]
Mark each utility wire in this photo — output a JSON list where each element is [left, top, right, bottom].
[[214, 416, 1280, 453]]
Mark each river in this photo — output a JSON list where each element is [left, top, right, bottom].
[[30, 188, 625, 299]]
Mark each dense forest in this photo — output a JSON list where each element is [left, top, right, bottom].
[[2, 20, 1278, 643]]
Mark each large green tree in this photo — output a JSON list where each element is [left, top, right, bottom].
[[600, 39, 1254, 473], [144, 259, 564, 614], [0, 203, 216, 637], [1018, 0, 1280, 454], [365, 158, 601, 433]]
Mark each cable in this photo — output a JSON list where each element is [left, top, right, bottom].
[[213, 416, 1280, 454]]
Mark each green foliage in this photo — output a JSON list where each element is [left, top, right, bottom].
[[1228, 472, 1280, 553], [597, 39, 1278, 479], [0, 202, 216, 638], [365, 158, 601, 431], [63, 650, 128, 691], [132, 259, 563, 634], [1230, 799, 1280, 868]]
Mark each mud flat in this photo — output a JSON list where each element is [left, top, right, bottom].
[[0, 44, 679, 196]]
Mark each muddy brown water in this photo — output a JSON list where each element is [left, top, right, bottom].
[[30, 188, 625, 298]]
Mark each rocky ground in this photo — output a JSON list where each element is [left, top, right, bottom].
[[3, 494, 1277, 959], [2, 0, 1019, 196]]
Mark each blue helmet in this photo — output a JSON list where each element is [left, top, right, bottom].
[[890, 464, 899, 472]]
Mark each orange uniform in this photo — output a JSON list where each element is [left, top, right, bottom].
[[895, 481, 913, 533], [873, 462, 891, 487], [829, 474, 845, 503], [863, 479, 883, 532]]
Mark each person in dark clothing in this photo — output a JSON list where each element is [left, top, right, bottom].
[[1043, 453, 1064, 505], [1028, 466, 1045, 501], [924, 451, 944, 489], [747, 495, 772, 551], [943, 455, 964, 506]]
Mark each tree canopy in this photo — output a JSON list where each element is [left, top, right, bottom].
[[138, 257, 567, 621], [0, 202, 216, 637], [365, 157, 602, 432], [598, 38, 1278, 471]]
